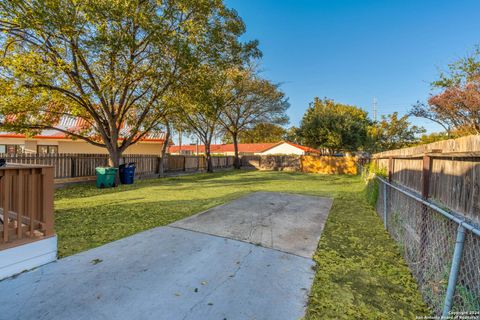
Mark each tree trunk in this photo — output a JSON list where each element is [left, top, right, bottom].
[[159, 124, 171, 178], [232, 132, 241, 169], [205, 144, 213, 173], [107, 147, 122, 186]]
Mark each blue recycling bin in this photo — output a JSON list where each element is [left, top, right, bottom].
[[119, 163, 136, 185]]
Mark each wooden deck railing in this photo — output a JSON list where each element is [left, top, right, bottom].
[[0, 165, 54, 250]]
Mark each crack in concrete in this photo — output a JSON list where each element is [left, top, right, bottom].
[[180, 249, 253, 320], [168, 225, 314, 260], [171, 192, 332, 259], [18, 267, 44, 319]]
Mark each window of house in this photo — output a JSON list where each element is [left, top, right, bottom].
[[0, 144, 24, 154], [37, 145, 58, 154]]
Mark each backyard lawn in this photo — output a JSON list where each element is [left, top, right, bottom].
[[55, 170, 429, 319]]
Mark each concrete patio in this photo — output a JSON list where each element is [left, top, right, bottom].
[[0, 192, 332, 320]]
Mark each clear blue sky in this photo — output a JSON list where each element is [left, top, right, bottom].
[[225, 0, 480, 133]]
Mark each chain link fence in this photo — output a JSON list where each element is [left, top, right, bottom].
[[375, 177, 480, 316]]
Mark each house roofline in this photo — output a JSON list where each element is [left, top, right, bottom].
[[0, 133, 166, 143], [260, 141, 320, 153]]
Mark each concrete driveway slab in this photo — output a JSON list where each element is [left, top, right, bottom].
[[0, 227, 315, 320], [171, 192, 333, 258], [0, 192, 333, 320]]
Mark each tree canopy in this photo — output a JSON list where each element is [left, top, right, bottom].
[[415, 132, 450, 146], [410, 48, 480, 136], [169, 65, 234, 172], [367, 112, 425, 152], [217, 67, 289, 167], [0, 0, 257, 166], [223, 123, 287, 143], [297, 97, 369, 154]]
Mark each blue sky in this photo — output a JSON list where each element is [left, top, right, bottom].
[[225, 0, 480, 133]]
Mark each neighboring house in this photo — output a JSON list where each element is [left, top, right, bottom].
[[168, 141, 320, 156], [0, 117, 167, 155], [167, 144, 206, 156], [260, 142, 320, 155]]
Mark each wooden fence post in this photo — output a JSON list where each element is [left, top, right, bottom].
[[2, 171, 11, 243], [422, 154, 431, 199], [418, 154, 432, 263], [388, 157, 395, 182], [70, 157, 76, 178], [156, 157, 161, 174], [16, 169, 24, 239], [28, 171, 35, 237], [41, 167, 54, 237]]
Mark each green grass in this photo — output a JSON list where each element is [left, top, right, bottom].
[[55, 170, 429, 319]]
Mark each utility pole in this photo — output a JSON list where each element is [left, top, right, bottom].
[[373, 97, 378, 122]]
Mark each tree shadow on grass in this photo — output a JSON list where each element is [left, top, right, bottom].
[[55, 170, 307, 199], [55, 184, 367, 258], [55, 193, 249, 257], [55, 170, 244, 200]]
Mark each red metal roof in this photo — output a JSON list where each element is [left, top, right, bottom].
[[212, 143, 278, 153], [168, 145, 206, 153], [0, 116, 166, 142], [168, 142, 320, 154], [168, 143, 277, 154]]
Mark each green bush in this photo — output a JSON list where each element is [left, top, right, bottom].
[[365, 178, 379, 207], [362, 160, 387, 207]]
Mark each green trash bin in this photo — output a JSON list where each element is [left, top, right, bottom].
[[95, 167, 118, 188]]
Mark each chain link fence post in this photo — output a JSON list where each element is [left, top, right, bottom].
[[442, 224, 466, 317], [383, 180, 387, 229], [375, 176, 480, 314]]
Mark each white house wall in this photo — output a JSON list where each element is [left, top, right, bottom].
[[58, 140, 164, 155], [259, 143, 305, 155], [0, 138, 164, 155]]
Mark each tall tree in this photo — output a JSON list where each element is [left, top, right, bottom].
[[298, 97, 369, 154], [222, 123, 287, 144], [410, 48, 480, 136], [284, 126, 302, 144], [218, 69, 289, 168], [158, 120, 171, 178], [367, 112, 425, 152], [410, 102, 453, 134], [0, 0, 254, 169], [172, 66, 236, 172]]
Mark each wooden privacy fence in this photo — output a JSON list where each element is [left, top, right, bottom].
[[301, 156, 358, 174], [0, 153, 235, 182], [373, 134, 480, 225], [241, 155, 359, 174], [0, 153, 109, 179], [1, 153, 358, 185], [372, 134, 480, 314], [0, 165, 54, 250]]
